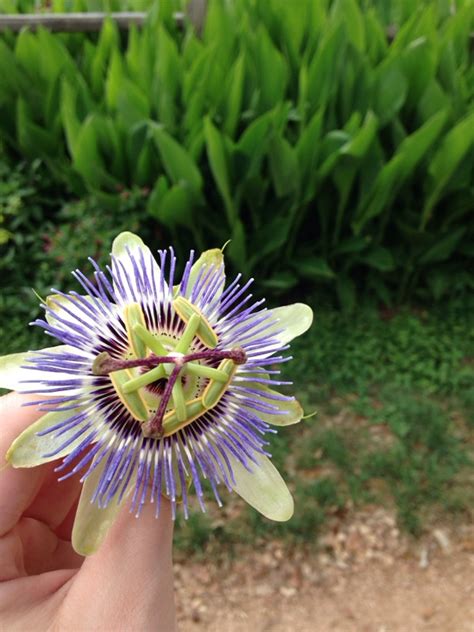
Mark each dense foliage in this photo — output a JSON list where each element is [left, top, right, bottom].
[[0, 0, 473, 308]]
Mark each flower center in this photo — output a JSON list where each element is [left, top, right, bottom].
[[92, 299, 246, 439]]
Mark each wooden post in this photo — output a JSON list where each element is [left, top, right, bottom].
[[0, 13, 147, 32]]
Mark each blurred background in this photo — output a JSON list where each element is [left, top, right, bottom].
[[0, 1, 473, 630]]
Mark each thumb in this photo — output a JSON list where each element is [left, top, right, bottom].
[[64, 499, 176, 631]]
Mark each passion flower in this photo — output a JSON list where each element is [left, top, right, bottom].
[[0, 232, 313, 555]]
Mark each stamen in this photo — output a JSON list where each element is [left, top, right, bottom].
[[121, 365, 166, 394], [173, 296, 218, 348]]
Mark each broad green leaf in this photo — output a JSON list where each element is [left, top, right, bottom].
[[152, 125, 203, 191], [340, 110, 378, 158], [204, 116, 235, 224], [268, 134, 299, 197], [255, 26, 288, 111], [354, 108, 448, 232], [307, 24, 346, 111], [419, 227, 466, 264], [151, 183, 195, 228], [361, 246, 395, 272], [374, 61, 407, 125], [337, 275, 356, 312], [224, 53, 245, 138], [296, 257, 335, 280], [332, 0, 365, 51], [16, 99, 57, 158], [116, 79, 150, 128], [422, 111, 474, 228]]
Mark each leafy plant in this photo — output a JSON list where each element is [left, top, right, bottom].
[[0, 0, 472, 308]]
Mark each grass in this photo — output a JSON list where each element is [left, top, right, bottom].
[[173, 294, 474, 550]]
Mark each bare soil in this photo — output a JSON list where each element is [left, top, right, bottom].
[[175, 508, 474, 632]]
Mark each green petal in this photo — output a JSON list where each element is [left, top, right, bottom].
[[181, 248, 225, 308], [267, 303, 313, 345], [230, 452, 294, 521], [6, 405, 89, 467], [0, 345, 72, 391], [72, 456, 135, 556]]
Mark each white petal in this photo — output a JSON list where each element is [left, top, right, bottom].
[[45, 293, 107, 328], [229, 452, 294, 521], [0, 345, 74, 391], [111, 231, 166, 303], [182, 248, 225, 315], [72, 455, 135, 556], [6, 405, 90, 467], [265, 303, 313, 345]]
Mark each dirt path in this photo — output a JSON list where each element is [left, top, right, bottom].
[[175, 509, 474, 632]]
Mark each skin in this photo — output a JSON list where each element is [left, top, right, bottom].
[[0, 393, 177, 632]]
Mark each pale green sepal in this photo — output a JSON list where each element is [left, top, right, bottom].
[[0, 345, 73, 391], [257, 391, 303, 426], [72, 456, 135, 556], [230, 452, 294, 522], [266, 303, 313, 346], [6, 406, 88, 467], [183, 248, 225, 305], [236, 373, 304, 425]]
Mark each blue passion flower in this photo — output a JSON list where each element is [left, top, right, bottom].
[[0, 232, 313, 555]]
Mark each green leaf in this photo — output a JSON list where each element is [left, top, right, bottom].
[[261, 272, 299, 291], [296, 257, 335, 280], [418, 227, 466, 264], [255, 26, 288, 111], [340, 110, 378, 158], [361, 246, 395, 272], [307, 24, 346, 111], [227, 217, 246, 271], [150, 183, 195, 228], [116, 79, 149, 128], [249, 215, 292, 264], [16, 99, 57, 158], [268, 134, 299, 197], [374, 61, 408, 125], [336, 275, 356, 312], [204, 116, 235, 224], [224, 53, 245, 138], [331, 0, 365, 51], [354, 108, 448, 232], [422, 111, 474, 228], [152, 125, 203, 192]]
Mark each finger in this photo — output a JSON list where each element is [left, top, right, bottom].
[[0, 517, 83, 580], [0, 393, 53, 536], [23, 465, 82, 532], [15, 517, 83, 575], [67, 500, 176, 631]]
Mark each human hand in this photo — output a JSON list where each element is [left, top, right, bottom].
[[0, 392, 177, 632]]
